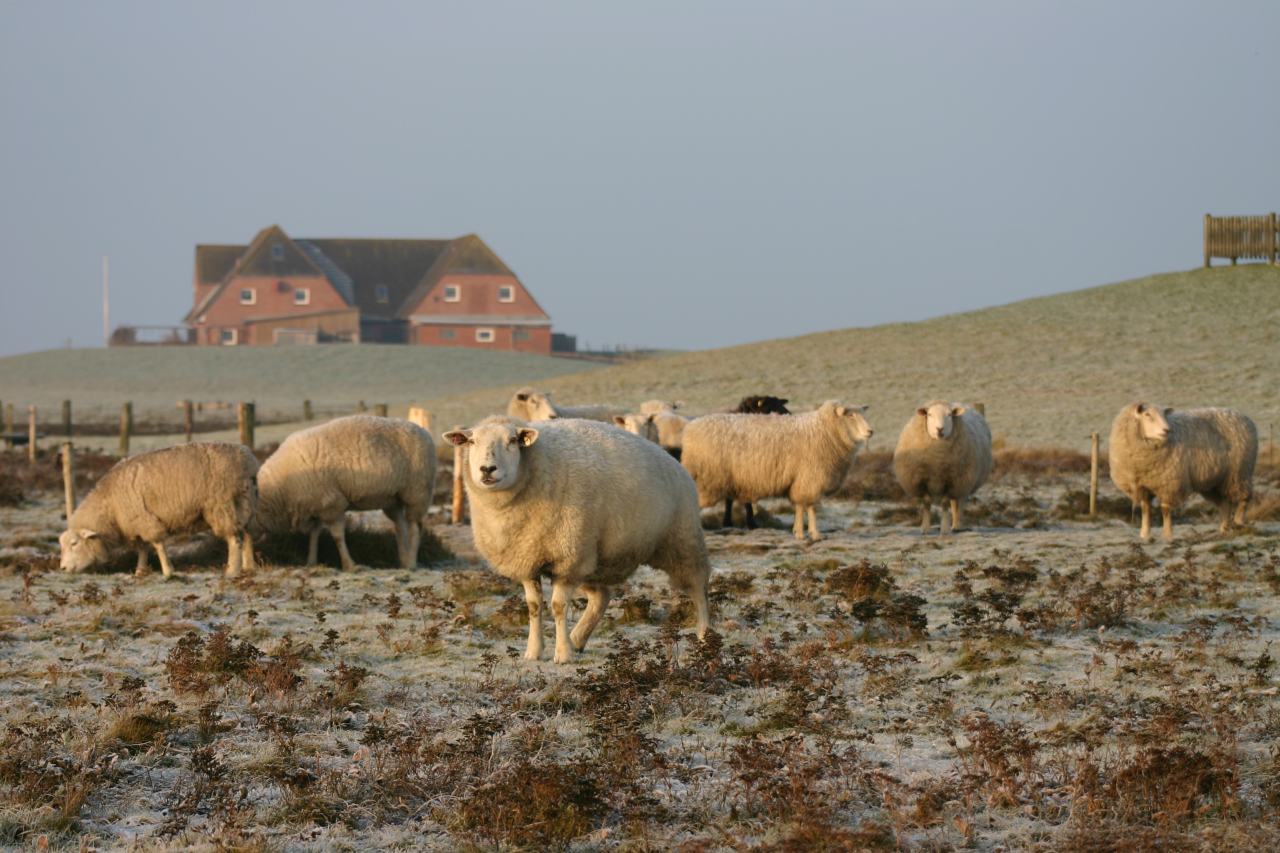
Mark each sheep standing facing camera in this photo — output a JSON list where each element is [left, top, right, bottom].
[[1108, 402, 1257, 541], [892, 402, 993, 535]]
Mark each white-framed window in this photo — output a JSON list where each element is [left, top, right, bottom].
[[497, 285, 515, 302], [271, 243, 284, 261], [220, 328, 238, 345], [294, 287, 310, 306], [443, 284, 460, 302], [239, 288, 256, 305], [475, 328, 495, 343], [375, 284, 389, 304]]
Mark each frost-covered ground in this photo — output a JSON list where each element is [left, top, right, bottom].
[[2, 472, 1279, 851]]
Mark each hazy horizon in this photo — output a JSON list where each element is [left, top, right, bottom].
[[2, 1, 1277, 358]]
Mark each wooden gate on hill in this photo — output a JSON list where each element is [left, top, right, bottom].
[[1203, 213, 1278, 267]]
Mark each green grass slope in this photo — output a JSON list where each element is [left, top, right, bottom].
[[425, 265, 1280, 448], [0, 345, 605, 425]]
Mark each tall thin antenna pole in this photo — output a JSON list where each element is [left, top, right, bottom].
[[102, 255, 110, 347]]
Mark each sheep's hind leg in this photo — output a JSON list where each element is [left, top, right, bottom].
[[1233, 495, 1249, 528], [1139, 496, 1152, 541], [404, 519, 421, 570], [328, 519, 357, 571], [744, 503, 757, 530], [950, 499, 962, 533], [550, 580, 576, 664], [522, 578, 544, 661], [223, 535, 241, 578], [940, 502, 953, 536], [920, 499, 932, 534], [570, 585, 611, 652], [722, 498, 735, 528], [1161, 504, 1174, 542], [306, 525, 322, 566], [155, 542, 176, 579], [241, 532, 255, 572], [134, 548, 150, 577], [792, 504, 806, 540], [807, 505, 822, 542]]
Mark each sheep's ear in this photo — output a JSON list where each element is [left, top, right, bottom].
[[916, 407, 928, 417], [1134, 402, 1147, 414], [779, 399, 788, 406], [645, 414, 656, 424], [674, 401, 685, 409], [78, 529, 99, 540], [858, 405, 870, 414], [515, 392, 529, 402], [1163, 407, 1173, 417], [612, 416, 627, 427], [443, 429, 472, 446], [834, 404, 847, 416], [951, 406, 966, 417], [517, 428, 539, 447]]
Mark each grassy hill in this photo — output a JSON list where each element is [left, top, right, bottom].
[[423, 265, 1280, 449]]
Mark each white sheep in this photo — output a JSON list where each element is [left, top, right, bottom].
[[1108, 402, 1257, 541], [892, 401, 993, 535], [639, 399, 684, 415], [505, 387, 622, 422], [444, 416, 711, 664], [680, 401, 873, 541], [613, 412, 659, 444], [59, 442, 258, 579], [256, 415, 437, 570]]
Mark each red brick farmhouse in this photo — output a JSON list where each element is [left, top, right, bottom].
[[185, 225, 553, 353]]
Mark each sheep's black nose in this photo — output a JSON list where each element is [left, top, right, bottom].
[[479, 465, 497, 476]]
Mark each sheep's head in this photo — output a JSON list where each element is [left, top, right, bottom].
[[59, 528, 109, 573], [917, 402, 964, 440], [737, 395, 790, 415], [613, 413, 659, 443], [525, 392, 559, 420], [821, 401, 873, 445], [445, 420, 539, 491], [1132, 402, 1172, 443], [639, 399, 683, 415]]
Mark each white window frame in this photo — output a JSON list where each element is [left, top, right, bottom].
[[497, 285, 515, 303], [239, 288, 256, 305], [220, 328, 238, 346], [443, 284, 461, 302], [475, 327, 495, 343], [294, 287, 310, 306]]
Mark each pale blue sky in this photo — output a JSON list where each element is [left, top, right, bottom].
[[1, 1, 1276, 357]]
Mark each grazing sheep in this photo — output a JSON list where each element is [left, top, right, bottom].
[[892, 402, 993, 535], [720, 394, 792, 528], [505, 387, 622, 423], [256, 415, 437, 571], [652, 410, 691, 458], [639, 399, 684, 415], [444, 416, 711, 664], [681, 401, 872, 541], [613, 412, 659, 444], [59, 442, 258, 579], [1108, 402, 1257, 541]]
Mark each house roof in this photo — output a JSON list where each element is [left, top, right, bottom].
[[189, 227, 539, 324]]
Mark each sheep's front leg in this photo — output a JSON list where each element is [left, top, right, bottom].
[[327, 519, 357, 571], [950, 499, 962, 533], [134, 548, 150, 577], [1139, 497, 1152, 541], [688, 571, 710, 641], [807, 505, 822, 541], [241, 532, 256, 572], [920, 499, 932, 534], [570, 585, 611, 652], [522, 578, 544, 661], [403, 520, 421, 570], [792, 504, 806, 540], [1161, 504, 1174, 542], [306, 525, 322, 566], [550, 580, 576, 664], [940, 502, 953, 536], [223, 535, 241, 578], [744, 502, 757, 530], [1233, 496, 1249, 528], [155, 542, 176, 579], [1217, 498, 1232, 534], [722, 498, 735, 528]]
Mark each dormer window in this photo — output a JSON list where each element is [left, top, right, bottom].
[[239, 288, 257, 305], [271, 243, 284, 261], [375, 284, 390, 304], [497, 285, 515, 303], [294, 287, 310, 306], [443, 284, 461, 302]]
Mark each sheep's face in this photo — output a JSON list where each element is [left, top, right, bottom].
[[59, 528, 109, 573], [823, 402, 873, 445], [445, 423, 539, 491], [526, 393, 559, 421], [613, 413, 658, 443], [919, 403, 963, 440], [1133, 403, 1172, 443]]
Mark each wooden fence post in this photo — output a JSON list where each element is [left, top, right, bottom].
[[27, 406, 38, 462], [374, 403, 388, 417], [1271, 212, 1278, 266], [1089, 432, 1100, 518], [1204, 213, 1212, 268], [357, 400, 367, 413], [183, 400, 194, 443], [3, 402, 13, 445], [303, 399, 313, 421], [119, 402, 132, 457], [451, 426, 465, 525], [61, 442, 75, 520], [61, 400, 72, 438], [238, 402, 255, 450], [408, 406, 434, 433]]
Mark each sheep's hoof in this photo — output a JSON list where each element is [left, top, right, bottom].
[[553, 650, 574, 665], [809, 533, 824, 543], [523, 650, 541, 662]]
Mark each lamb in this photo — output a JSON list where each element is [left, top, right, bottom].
[[256, 415, 437, 571], [505, 387, 622, 423], [444, 416, 711, 664], [613, 412, 660, 444], [892, 401, 993, 535], [720, 394, 792, 528], [681, 401, 872, 541], [1108, 402, 1257, 541], [59, 442, 258, 579]]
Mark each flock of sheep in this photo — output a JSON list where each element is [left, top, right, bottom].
[[56, 387, 1259, 662]]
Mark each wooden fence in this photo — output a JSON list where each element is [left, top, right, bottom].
[[1203, 213, 1278, 267]]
